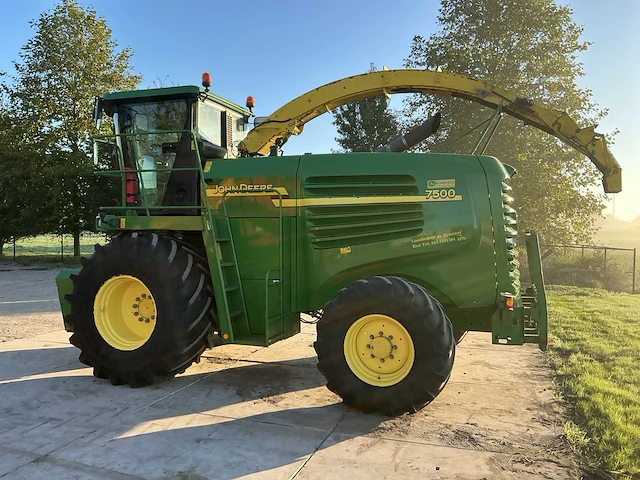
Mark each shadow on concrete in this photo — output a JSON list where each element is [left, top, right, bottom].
[[0, 345, 80, 382], [0, 299, 61, 316], [0, 349, 386, 479]]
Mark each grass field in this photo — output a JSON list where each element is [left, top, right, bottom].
[[547, 286, 640, 478]]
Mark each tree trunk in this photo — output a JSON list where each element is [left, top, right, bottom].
[[72, 174, 81, 258], [73, 227, 80, 257], [0, 240, 4, 256]]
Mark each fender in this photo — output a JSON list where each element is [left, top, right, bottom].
[[238, 69, 621, 193]]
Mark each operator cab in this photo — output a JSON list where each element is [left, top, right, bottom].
[[93, 80, 251, 214]]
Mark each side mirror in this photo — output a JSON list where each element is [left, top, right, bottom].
[[198, 139, 227, 160]]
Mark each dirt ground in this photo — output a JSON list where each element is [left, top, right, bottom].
[[0, 261, 582, 479]]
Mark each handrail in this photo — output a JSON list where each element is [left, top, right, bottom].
[[93, 128, 204, 216]]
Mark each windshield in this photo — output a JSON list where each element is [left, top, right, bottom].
[[116, 99, 189, 206]]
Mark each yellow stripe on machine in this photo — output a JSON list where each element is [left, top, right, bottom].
[[206, 186, 462, 208], [288, 195, 463, 208]]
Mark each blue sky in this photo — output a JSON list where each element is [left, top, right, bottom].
[[1, 0, 638, 221]]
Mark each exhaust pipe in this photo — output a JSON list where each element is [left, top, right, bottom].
[[377, 112, 441, 153]]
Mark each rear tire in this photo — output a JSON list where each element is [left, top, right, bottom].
[[314, 276, 455, 416], [65, 233, 216, 387]]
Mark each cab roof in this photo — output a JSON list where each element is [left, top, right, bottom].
[[101, 86, 251, 116]]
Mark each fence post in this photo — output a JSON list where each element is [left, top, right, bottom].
[[60, 235, 64, 263], [633, 248, 637, 294], [13, 238, 16, 260], [603, 247, 608, 289]]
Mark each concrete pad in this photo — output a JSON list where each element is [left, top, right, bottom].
[[146, 359, 344, 432], [0, 448, 40, 477], [295, 432, 572, 480], [202, 343, 263, 361], [0, 363, 236, 433], [49, 410, 326, 480], [0, 341, 79, 382], [2, 455, 145, 480], [296, 433, 507, 479], [0, 266, 581, 479], [2, 330, 73, 346], [243, 331, 318, 368], [0, 416, 98, 458]]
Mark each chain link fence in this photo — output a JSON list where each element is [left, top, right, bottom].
[[519, 244, 638, 294], [1, 233, 108, 263]]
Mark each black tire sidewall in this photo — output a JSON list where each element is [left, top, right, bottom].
[[71, 234, 212, 376], [316, 276, 455, 414]]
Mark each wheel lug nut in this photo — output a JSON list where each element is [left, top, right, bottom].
[[141, 294, 147, 298], [135, 297, 141, 301], [133, 312, 139, 316], [379, 331, 384, 336], [369, 335, 374, 339], [370, 354, 375, 358], [145, 318, 150, 323], [392, 345, 398, 350], [380, 358, 385, 363], [388, 335, 393, 340], [366, 344, 371, 349], [390, 354, 394, 359], [150, 315, 155, 320], [132, 304, 138, 308], [138, 317, 144, 322]]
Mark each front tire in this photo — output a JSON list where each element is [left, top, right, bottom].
[[314, 276, 455, 416], [65, 233, 216, 387]]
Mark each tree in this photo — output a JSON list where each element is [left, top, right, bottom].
[[4, 0, 141, 255], [332, 64, 401, 152], [0, 103, 59, 255], [403, 0, 607, 244]]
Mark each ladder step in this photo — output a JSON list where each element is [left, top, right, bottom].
[[268, 314, 283, 322], [229, 310, 244, 318], [225, 286, 239, 293], [220, 262, 235, 267], [217, 237, 230, 242]]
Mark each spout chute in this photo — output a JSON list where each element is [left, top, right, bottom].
[[238, 69, 621, 193]]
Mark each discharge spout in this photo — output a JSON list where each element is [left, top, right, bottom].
[[376, 112, 441, 153]]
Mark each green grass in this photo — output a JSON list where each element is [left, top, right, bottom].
[[547, 285, 640, 478]]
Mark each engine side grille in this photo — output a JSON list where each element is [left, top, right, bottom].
[[304, 175, 423, 249], [502, 181, 520, 287], [304, 174, 418, 196]]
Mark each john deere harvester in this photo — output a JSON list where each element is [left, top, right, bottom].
[[56, 69, 622, 415]]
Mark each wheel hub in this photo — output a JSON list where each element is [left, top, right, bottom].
[[343, 314, 415, 387], [93, 275, 157, 351], [368, 334, 394, 359]]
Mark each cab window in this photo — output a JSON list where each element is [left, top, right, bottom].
[[198, 101, 222, 146]]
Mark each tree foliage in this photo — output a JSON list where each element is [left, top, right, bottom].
[[403, 0, 607, 243], [0, 112, 57, 254], [1, 0, 141, 255], [332, 64, 401, 152]]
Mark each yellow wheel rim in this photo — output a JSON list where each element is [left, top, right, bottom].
[[343, 314, 415, 387], [93, 275, 157, 351]]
